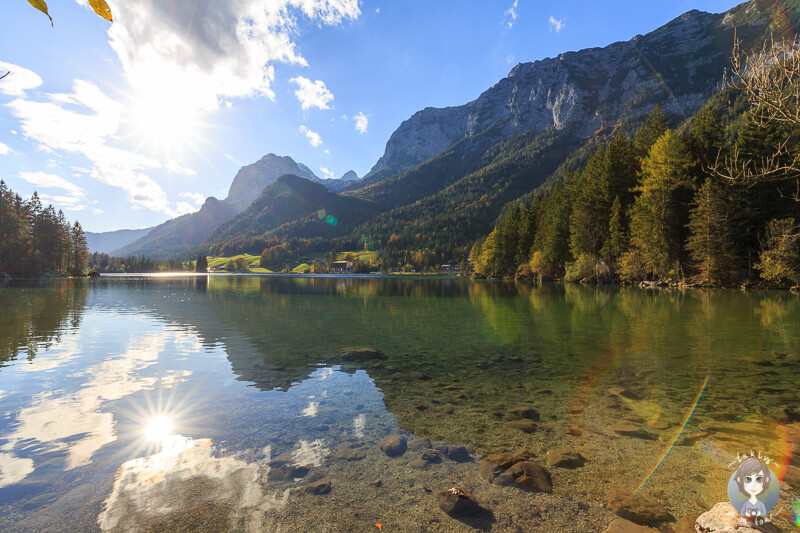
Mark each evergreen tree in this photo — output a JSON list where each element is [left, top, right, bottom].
[[626, 130, 693, 279], [569, 148, 609, 259], [633, 104, 671, 159], [195, 255, 208, 272], [71, 221, 89, 274], [686, 179, 738, 284], [601, 196, 628, 270], [757, 218, 800, 286]]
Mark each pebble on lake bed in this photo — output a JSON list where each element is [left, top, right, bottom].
[[379, 435, 408, 457], [436, 487, 488, 518], [606, 486, 672, 525]]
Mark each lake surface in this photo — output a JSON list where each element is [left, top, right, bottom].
[[0, 275, 798, 532]]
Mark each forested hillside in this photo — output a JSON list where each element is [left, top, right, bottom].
[[0, 181, 89, 277]]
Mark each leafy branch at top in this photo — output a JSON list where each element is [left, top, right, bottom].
[[26, 0, 112, 26]]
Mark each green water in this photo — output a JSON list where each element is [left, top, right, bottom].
[[0, 275, 798, 532]]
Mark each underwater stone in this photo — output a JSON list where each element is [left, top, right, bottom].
[[611, 424, 656, 440], [379, 435, 408, 457], [299, 477, 331, 495], [504, 420, 538, 433], [606, 486, 672, 525], [436, 487, 487, 517], [434, 445, 472, 462], [506, 406, 540, 421], [546, 449, 586, 469], [602, 518, 659, 532]]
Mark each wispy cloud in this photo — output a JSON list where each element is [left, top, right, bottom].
[[0, 61, 43, 97], [7, 79, 176, 214], [319, 166, 335, 179], [19, 171, 84, 197], [0, 142, 12, 155], [549, 16, 565, 33], [299, 125, 323, 147], [503, 0, 519, 29], [290, 76, 334, 110], [354, 112, 368, 134], [178, 192, 205, 206]]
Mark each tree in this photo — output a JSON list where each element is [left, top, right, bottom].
[[686, 179, 739, 284], [710, 36, 800, 198], [195, 255, 208, 273], [633, 105, 671, 158], [627, 130, 693, 279], [601, 196, 628, 270], [757, 218, 800, 285], [71, 221, 89, 274]]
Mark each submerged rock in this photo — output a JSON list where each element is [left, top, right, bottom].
[[506, 406, 540, 421], [606, 486, 672, 525], [436, 487, 487, 517], [338, 347, 385, 362], [546, 448, 586, 469], [267, 464, 309, 481], [434, 444, 472, 462], [406, 439, 432, 451], [421, 449, 443, 463], [481, 459, 552, 493], [611, 424, 656, 440], [694, 502, 760, 532], [331, 448, 366, 461], [674, 513, 701, 533], [380, 435, 408, 457], [299, 477, 331, 495], [602, 518, 659, 532], [503, 420, 538, 433], [484, 451, 530, 469]]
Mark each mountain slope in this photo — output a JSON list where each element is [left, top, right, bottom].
[[225, 154, 322, 211], [206, 175, 377, 251], [362, 0, 792, 182], [114, 197, 238, 259], [86, 227, 153, 254]]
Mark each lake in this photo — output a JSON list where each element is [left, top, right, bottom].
[[0, 275, 798, 532]]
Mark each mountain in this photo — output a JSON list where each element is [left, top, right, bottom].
[[206, 174, 377, 252], [114, 197, 238, 259], [322, 170, 361, 192], [86, 227, 153, 254], [224, 154, 322, 211], [362, 1, 789, 182]]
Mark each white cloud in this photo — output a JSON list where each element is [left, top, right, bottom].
[[0, 142, 11, 155], [179, 192, 206, 206], [323, 149, 330, 155], [319, 166, 334, 179], [354, 111, 368, 134], [376, 8, 380, 13], [175, 201, 198, 215], [0, 61, 43, 97], [105, 0, 359, 113], [7, 79, 177, 214], [19, 171, 84, 197], [299, 125, 322, 147], [549, 16, 565, 33], [290, 76, 334, 110], [504, 0, 519, 29]]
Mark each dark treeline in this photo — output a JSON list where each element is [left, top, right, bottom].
[[88, 252, 187, 273], [471, 99, 800, 287], [0, 181, 89, 278]]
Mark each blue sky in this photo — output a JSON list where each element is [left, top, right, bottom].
[[0, 0, 743, 232]]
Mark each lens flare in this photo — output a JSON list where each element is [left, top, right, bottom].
[[145, 415, 173, 442], [634, 373, 711, 494]]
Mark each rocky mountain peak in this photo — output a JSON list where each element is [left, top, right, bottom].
[[362, 0, 777, 182], [224, 153, 320, 212]]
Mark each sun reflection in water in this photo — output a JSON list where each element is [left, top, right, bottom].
[[144, 415, 173, 442]]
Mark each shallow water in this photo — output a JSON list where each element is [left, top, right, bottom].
[[0, 276, 798, 532]]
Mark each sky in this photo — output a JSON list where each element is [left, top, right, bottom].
[[0, 0, 745, 232]]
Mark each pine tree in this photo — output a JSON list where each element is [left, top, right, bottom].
[[71, 221, 89, 275], [686, 179, 738, 284], [628, 130, 693, 279], [601, 196, 628, 270], [633, 104, 671, 159]]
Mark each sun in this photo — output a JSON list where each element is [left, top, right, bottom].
[[144, 415, 173, 442], [125, 88, 205, 158]]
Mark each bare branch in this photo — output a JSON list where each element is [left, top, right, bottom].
[[0, 71, 9, 80]]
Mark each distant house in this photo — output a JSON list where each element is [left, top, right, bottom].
[[332, 261, 353, 273], [439, 260, 461, 273]]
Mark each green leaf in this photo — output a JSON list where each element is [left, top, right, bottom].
[[88, 0, 112, 22], [26, 0, 53, 26]]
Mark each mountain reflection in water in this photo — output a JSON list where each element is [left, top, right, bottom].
[[0, 276, 798, 532]]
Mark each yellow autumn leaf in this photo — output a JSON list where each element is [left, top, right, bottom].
[[88, 0, 112, 22], [27, 0, 53, 26]]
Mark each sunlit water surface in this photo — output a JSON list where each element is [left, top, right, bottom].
[[0, 276, 798, 532]]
